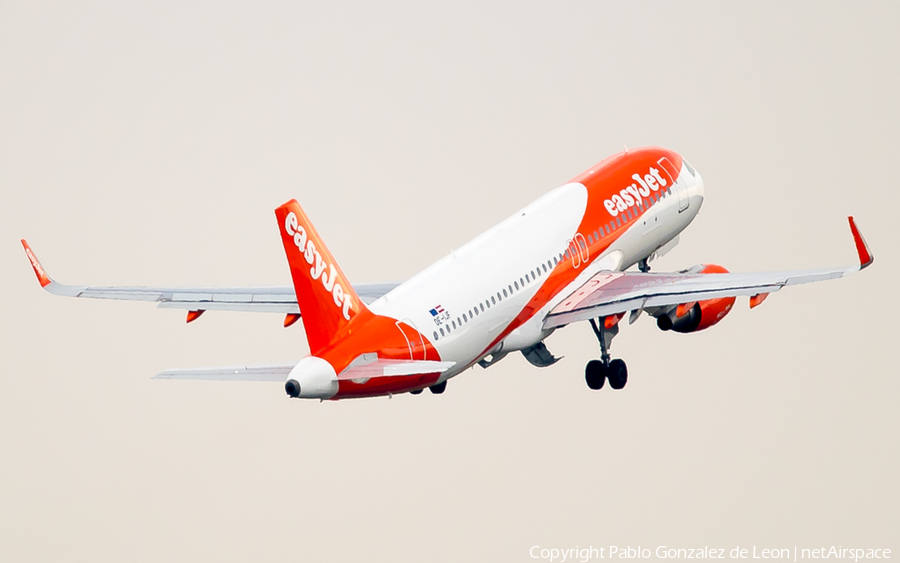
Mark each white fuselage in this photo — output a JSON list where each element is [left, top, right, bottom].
[[370, 162, 705, 381]]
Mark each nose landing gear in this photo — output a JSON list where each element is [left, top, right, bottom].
[[585, 317, 628, 390]]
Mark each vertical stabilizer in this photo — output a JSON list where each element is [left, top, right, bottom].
[[275, 200, 368, 354]]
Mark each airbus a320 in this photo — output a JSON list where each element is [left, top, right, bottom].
[[22, 147, 874, 400]]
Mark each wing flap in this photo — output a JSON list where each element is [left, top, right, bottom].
[[156, 301, 299, 313], [544, 268, 853, 329]]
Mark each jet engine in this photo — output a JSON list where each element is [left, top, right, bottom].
[[654, 264, 736, 333]]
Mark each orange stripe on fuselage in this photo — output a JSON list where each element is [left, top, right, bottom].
[[317, 312, 442, 399], [476, 147, 684, 358], [326, 147, 685, 397]]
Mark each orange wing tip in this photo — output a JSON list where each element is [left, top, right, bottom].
[[283, 313, 301, 328], [749, 292, 769, 309], [20, 239, 52, 288], [848, 216, 873, 269]]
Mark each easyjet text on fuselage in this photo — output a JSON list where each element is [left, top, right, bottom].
[[603, 167, 668, 217]]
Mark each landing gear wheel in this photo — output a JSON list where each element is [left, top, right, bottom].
[[585, 360, 606, 390], [429, 381, 447, 394], [607, 359, 628, 390], [410, 388, 423, 395]]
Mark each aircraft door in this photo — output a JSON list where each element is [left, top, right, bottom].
[[396, 318, 425, 360], [657, 157, 690, 213]]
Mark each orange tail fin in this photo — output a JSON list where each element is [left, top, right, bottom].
[[275, 200, 369, 354]]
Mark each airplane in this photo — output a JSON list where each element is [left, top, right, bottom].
[[21, 146, 873, 400]]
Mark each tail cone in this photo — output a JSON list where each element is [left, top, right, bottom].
[[285, 379, 301, 398]]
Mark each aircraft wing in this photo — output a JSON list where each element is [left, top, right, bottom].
[[544, 216, 873, 329], [20, 240, 398, 313]]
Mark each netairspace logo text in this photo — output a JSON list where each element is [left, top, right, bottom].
[[529, 546, 892, 563]]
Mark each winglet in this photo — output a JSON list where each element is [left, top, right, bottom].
[[848, 216, 873, 270], [21, 240, 52, 288]]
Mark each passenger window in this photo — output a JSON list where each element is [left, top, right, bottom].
[[503, 288, 508, 298], [491, 296, 496, 305], [433, 331, 438, 340], [587, 234, 593, 244], [543, 263, 548, 273], [456, 317, 461, 326], [480, 303, 484, 312], [616, 217, 621, 227], [463, 313, 467, 322], [593, 230, 599, 240], [440, 327, 445, 336], [451, 321, 456, 329], [514, 281, 519, 290], [519, 277, 524, 287]]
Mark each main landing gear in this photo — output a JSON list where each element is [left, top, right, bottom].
[[409, 380, 447, 395], [585, 318, 628, 390]]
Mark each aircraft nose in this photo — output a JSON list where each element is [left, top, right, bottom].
[[683, 158, 703, 205], [694, 169, 704, 202]]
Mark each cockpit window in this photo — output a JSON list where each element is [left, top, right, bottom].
[[684, 159, 696, 176]]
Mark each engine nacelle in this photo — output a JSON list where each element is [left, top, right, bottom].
[[656, 264, 736, 333]]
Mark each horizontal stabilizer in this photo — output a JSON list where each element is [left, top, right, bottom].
[[337, 355, 455, 380], [154, 364, 295, 381]]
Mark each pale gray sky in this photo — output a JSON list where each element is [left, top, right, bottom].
[[1, 2, 897, 561]]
